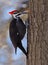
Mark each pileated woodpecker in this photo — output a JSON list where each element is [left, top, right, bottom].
[[9, 10, 27, 56]]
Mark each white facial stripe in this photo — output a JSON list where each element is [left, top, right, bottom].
[[12, 13, 20, 18], [12, 14, 16, 18]]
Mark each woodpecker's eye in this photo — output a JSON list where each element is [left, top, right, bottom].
[[14, 12, 17, 14]]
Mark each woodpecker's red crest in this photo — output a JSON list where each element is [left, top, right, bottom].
[[9, 10, 17, 14]]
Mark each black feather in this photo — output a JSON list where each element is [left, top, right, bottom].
[[9, 17, 27, 56]]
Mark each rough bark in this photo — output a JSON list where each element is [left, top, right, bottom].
[[27, 0, 48, 65]]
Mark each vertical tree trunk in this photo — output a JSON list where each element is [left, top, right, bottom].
[[27, 0, 48, 65]]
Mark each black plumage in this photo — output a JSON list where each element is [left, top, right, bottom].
[[9, 17, 27, 56]]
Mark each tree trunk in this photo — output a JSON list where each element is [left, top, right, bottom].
[[27, 0, 48, 65]]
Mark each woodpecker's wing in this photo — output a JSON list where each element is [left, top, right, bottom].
[[15, 17, 26, 40]]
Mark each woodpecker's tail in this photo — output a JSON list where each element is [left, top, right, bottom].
[[15, 47, 17, 54], [18, 41, 27, 56]]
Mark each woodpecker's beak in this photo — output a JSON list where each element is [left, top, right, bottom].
[[9, 9, 28, 19]]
